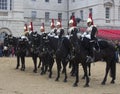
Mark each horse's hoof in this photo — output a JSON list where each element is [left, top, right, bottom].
[[63, 79, 67, 82], [73, 83, 78, 87], [23, 69, 25, 71], [55, 78, 59, 81], [16, 67, 19, 69], [84, 84, 89, 87], [49, 76, 52, 78], [16, 66, 19, 69], [101, 82, 105, 85], [33, 70, 37, 73], [40, 72, 44, 75], [110, 80, 115, 84]]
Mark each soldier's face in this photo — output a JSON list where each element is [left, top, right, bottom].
[[69, 23, 73, 27], [57, 25, 60, 29], [87, 22, 91, 27], [51, 26, 55, 29]]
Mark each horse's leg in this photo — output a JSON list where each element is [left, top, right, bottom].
[[20, 57, 24, 71], [32, 55, 37, 73], [88, 63, 91, 76], [73, 62, 79, 87], [48, 59, 54, 78], [110, 60, 116, 84], [21, 56, 25, 71], [82, 62, 91, 79], [40, 58, 45, 75], [38, 57, 41, 68], [70, 61, 76, 76], [44, 64, 48, 74], [101, 62, 110, 85], [55, 59, 61, 81], [16, 55, 20, 69], [68, 60, 72, 68], [62, 60, 68, 82], [82, 63, 90, 87]]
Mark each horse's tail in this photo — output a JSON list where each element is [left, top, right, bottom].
[[110, 53, 116, 80]]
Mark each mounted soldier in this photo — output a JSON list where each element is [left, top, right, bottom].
[[81, 13, 99, 62], [48, 19, 57, 37], [68, 15, 79, 61], [56, 18, 65, 39]]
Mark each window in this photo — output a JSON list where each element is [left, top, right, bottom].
[[31, 11, 37, 18], [0, 0, 7, 10], [118, 6, 120, 20], [80, 10, 83, 20], [105, 7, 110, 19], [45, 0, 49, 2], [10, 0, 12, 10], [58, 13, 62, 20], [58, 0, 62, 3], [72, 0, 75, 2], [45, 12, 49, 22], [89, 8, 92, 15]]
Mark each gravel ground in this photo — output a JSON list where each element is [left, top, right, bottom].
[[0, 57, 120, 94]]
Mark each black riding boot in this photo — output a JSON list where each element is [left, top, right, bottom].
[[86, 41, 94, 63]]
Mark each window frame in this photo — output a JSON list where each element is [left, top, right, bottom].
[[58, 0, 62, 3], [31, 11, 37, 18], [105, 7, 110, 19], [45, 12, 50, 22], [58, 13, 62, 20], [0, 0, 8, 10], [45, 0, 49, 2]]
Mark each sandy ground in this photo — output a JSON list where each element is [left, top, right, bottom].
[[0, 57, 120, 94]]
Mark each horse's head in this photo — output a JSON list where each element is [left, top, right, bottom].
[[69, 28, 79, 46]]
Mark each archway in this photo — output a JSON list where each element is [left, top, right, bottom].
[[0, 28, 12, 43]]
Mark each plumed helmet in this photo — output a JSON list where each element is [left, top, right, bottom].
[[56, 18, 62, 27], [28, 24, 31, 28], [50, 19, 55, 27], [69, 19, 74, 24], [40, 23, 45, 32], [87, 18, 92, 23], [40, 26, 44, 30], [56, 21, 61, 26]]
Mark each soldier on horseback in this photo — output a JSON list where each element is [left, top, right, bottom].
[[82, 17, 99, 62], [48, 19, 57, 37], [68, 16, 79, 60], [56, 19, 66, 50], [56, 19, 65, 39]]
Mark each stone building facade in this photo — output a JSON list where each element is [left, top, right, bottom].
[[0, 0, 119, 41]]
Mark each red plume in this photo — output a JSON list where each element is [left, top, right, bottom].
[[40, 23, 45, 32], [89, 12, 94, 25], [72, 15, 77, 26], [30, 22, 33, 32], [24, 24, 28, 31], [58, 18, 62, 28], [51, 19, 55, 27]]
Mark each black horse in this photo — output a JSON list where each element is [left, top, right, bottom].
[[47, 35, 71, 82], [16, 36, 29, 71], [69, 28, 116, 87], [38, 33, 54, 78], [28, 31, 41, 73]]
